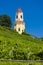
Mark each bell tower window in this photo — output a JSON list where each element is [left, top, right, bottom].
[[16, 15, 18, 19], [21, 15, 22, 18]]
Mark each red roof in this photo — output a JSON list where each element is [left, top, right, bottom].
[[17, 8, 22, 13]]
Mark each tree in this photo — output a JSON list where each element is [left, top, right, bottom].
[[0, 15, 12, 27]]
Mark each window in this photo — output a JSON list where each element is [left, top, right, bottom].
[[21, 15, 22, 18], [22, 30, 23, 32], [18, 28, 20, 31], [14, 24, 16, 26], [16, 15, 18, 19]]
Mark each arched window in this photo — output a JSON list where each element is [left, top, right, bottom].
[[21, 15, 22, 18], [14, 24, 16, 26], [22, 30, 23, 32], [16, 15, 18, 19], [18, 28, 20, 31]]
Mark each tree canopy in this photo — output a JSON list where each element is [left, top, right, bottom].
[[0, 15, 12, 27]]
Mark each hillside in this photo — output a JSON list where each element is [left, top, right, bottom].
[[0, 26, 43, 60], [0, 61, 43, 65]]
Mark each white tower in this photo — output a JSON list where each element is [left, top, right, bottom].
[[14, 8, 25, 34]]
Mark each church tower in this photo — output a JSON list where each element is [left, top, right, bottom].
[[14, 8, 25, 34]]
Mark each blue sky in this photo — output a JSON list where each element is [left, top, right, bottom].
[[0, 0, 43, 38]]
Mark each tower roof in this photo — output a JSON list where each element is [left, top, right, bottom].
[[17, 8, 22, 13]]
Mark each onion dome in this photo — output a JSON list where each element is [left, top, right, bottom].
[[17, 8, 22, 13]]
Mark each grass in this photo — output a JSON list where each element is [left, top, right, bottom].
[[0, 61, 43, 65], [0, 26, 43, 64]]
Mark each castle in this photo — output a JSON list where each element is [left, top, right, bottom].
[[14, 8, 25, 34]]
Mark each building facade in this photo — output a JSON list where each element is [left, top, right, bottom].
[[14, 9, 25, 34]]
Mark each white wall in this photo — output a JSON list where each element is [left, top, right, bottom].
[[14, 24, 25, 34]]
